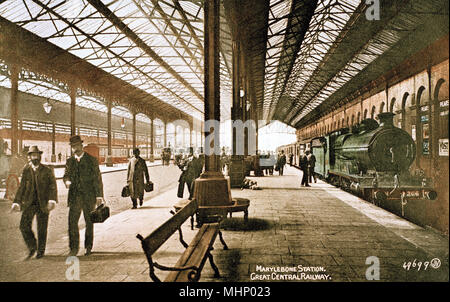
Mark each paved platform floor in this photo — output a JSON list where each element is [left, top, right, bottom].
[[0, 166, 448, 282]]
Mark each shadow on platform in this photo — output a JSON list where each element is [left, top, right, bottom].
[[220, 218, 273, 232]]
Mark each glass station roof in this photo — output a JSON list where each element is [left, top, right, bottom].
[[1, 0, 446, 128], [0, 0, 234, 121]]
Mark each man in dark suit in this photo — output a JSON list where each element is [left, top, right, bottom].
[[278, 150, 287, 176], [127, 148, 150, 209], [177, 147, 196, 199], [11, 146, 57, 260], [300, 151, 310, 187], [63, 135, 104, 256]]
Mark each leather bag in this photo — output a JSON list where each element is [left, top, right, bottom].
[[121, 185, 130, 197], [144, 181, 154, 192], [90, 204, 110, 223]]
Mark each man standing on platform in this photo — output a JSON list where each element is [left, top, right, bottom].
[[307, 150, 317, 184], [63, 135, 104, 256], [278, 150, 287, 176], [177, 147, 196, 199], [11, 146, 57, 260], [127, 148, 150, 209], [300, 151, 310, 187]]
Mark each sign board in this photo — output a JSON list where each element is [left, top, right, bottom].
[[439, 138, 449, 156], [411, 125, 416, 141], [422, 139, 429, 155]]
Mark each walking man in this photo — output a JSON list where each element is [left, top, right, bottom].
[[63, 135, 104, 256], [11, 146, 57, 260], [127, 148, 150, 209]]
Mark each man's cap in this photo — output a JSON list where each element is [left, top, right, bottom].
[[28, 145, 43, 155], [69, 135, 83, 146]]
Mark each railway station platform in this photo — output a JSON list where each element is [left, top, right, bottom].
[[0, 165, 448, 282]]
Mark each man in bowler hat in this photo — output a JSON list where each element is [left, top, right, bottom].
[[11, 146, 57, 259], [63, 135, 104, 256]]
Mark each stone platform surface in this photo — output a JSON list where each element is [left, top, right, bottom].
[[0, 165, 447, 282]]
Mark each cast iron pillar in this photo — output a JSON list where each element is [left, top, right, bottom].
[[230, 40, 245, 187], [106, 100, 113, 167], [9, 65, 19, 155], [70, 87, 76, 137], [150, 118, 155, 162], [132, 112, 136, 149], [194, 0, 232, 217]]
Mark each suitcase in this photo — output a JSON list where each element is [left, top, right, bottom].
[[121, 185, 130, 197], [90, 204, 110, 223], [144, 181, 154, 192]]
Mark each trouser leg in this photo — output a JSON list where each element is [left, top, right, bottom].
[[187, 180, 194, 199], [189, 181, 195, 200], [20, 205, 38, 252], [36, 209, 49, 255], [69, 201, 82, 252], [131, 197, 137, 207], [82, 201, 95, 250]]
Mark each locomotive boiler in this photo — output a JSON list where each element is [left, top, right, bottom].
[[311, 112, 437, 210]]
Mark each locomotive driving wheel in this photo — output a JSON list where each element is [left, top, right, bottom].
[[5, 173, 19, 201]]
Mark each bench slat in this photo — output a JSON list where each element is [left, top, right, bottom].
[[164, 223, 219, 282], [143, 199, 198, 255]]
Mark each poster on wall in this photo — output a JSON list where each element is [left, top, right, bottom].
[[411, 124, 416, 141], [422, 139, 430, 155], [422, 123, 429, 139], [439, 138, 449, 156]]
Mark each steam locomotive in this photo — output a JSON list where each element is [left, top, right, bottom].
[[310, 112, 437, 210]]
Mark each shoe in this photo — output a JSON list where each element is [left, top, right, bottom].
[[69, 249, 78, 256], [84, 248, 92, 256], [24, 249, 36, 261], [132, 206, 137, 209], [35, 252, 44, 259], [305, 185, 311, 187]]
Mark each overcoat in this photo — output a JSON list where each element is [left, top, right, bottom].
[[127, 156, 150, 199], [14, 164, 57, 213], [63, 153, 103, 207]]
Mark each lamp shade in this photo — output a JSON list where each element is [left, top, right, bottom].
[[43, 101, 52, 114]]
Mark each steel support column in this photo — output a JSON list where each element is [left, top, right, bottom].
[[150, 118, 154, 162], [230, 39, 245, 187], [164, 122, 167, 147], [51, 122, 56, 162], [106, 100, 113, 166], [70, 87, 76, 137], [9, 65, 19, 155], [194, 0, 232, 214], [132, 113, 136, 149]]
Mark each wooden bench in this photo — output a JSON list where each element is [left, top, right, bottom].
[[136, 199, 228, 282]]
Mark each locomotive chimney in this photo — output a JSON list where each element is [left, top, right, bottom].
[[377, 112, 395, 128]]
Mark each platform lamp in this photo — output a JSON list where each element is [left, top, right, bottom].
[[43, 99, 56, 163]]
